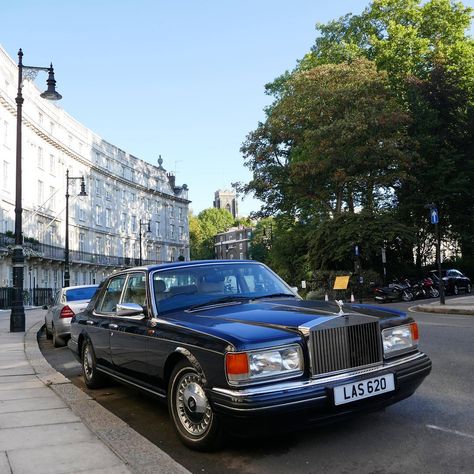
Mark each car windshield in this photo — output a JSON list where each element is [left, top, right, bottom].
[[152, 262, 294, 314], [65, 286, 98, 302]]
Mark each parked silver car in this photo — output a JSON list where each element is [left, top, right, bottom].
[[44, 285, 98, 347]]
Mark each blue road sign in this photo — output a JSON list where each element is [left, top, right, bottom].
[[430, 208, 439, 224]]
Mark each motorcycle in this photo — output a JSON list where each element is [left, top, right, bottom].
[[373, 279, 414, 303], [421, 277, 440, 298]]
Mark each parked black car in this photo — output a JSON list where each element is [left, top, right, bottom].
[[69, 260, 431, 450], [429, 269, 472, 295]]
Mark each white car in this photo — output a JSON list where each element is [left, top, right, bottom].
[[44, 285, 98, 347]]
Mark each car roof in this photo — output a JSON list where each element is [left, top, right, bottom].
[[61, 284, 99, 291]]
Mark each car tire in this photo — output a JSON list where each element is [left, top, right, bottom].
[[81, 340, 107, 389], [52, 325, 66, 348], [467, 283, 472, 294], [453, 284, 459, 295], [429, 287, 440, 298], [168, 360, 223, 451], [402, 291, 413, 302], [44, 319, 53, 340]]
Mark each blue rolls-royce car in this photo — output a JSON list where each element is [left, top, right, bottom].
[[69, 260, 431, 450]]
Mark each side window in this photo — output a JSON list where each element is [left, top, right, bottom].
[[96, 275, 126, 313], [122, 273, 147, 307]]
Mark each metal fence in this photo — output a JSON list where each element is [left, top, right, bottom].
[[0, 287, 53, 309]]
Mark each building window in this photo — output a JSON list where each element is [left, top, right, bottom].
[[2, 161, 8, 188], [155, 220, 161, 238], [106, 208, 112, 228], [96, 205, 102, 226], [38, 146, 44, 169], [121, 213, 127, 232], [95, 179, 101, 196], [79, 233, 85, 252], [105, 183, 111, 200], [49, 186, 56, 209], [3, 120, 8, 146], [170, 224, 174, 240], [49, 154, 55, 174], [38, 180, 44, 204], [131, 215, 137, 232], [96, 236, 102, 254], [78, 206, 86, 222]]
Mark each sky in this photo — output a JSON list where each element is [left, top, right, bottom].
[[2, 1, 473, 216]]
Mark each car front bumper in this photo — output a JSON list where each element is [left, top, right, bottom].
[[209, 352, 431, 434]]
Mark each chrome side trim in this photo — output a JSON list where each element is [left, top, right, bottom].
[[211, 352, 426, 399], [96, 367, 166, 398], [214, 395, 327, 412]]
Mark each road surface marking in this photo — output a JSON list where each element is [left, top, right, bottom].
[[426, 425, 474, 440]]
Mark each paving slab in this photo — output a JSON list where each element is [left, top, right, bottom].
[[7, 441, 130, 474], [0, 378, 44, 390], [0, 422, 95, 452], [0, 407, 80, 429], [0, 386, 56, 401], [0, 396, 67, 414]]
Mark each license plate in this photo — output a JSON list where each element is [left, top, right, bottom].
[[333, 374, 395, 406]]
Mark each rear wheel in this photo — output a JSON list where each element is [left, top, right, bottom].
[[44, 319, 53, 340], [466, 283, 471, 294], [168, 360, 222, 451], [81, 340, 107, 389], [52, 325, 66, 348]]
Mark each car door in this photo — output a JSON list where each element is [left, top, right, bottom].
[[109, 272, 149, 383], [88, 274, 127, 369]]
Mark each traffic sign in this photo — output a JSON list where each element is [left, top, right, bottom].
[[430, 208, 439, 224]]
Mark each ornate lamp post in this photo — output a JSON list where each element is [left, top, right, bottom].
[[10, 49, 62, 333], [138, 219, 151, 266], [64, 170, 87, 287]]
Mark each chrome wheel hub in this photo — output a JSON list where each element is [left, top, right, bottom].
[[84, 346, 93, 380], [176, 372, 212, 436]]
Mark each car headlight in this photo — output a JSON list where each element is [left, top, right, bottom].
[[225, 345, 303, 385], [382, 323, 418, 357]]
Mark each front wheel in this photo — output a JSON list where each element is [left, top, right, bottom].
[[402, 290, 413, 302], [168, 361, 223, 451], [81, 340, 107, 389], [429, 287, 440, 298], [453, 284, 459, 295], [466, 283, 471, 294]]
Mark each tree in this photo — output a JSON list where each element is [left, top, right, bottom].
[[189, 208, 235, 260], [241, 59, 414, 219]]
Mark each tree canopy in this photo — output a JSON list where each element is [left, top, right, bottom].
[[241, 0, 474, 281]]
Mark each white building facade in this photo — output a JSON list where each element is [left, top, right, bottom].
[[0, 45, 190, 294]]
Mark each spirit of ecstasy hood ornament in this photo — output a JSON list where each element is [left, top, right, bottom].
[[335, 300, 344, 315]]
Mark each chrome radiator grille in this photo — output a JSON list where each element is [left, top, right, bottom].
[[310, 321, 382, 377]]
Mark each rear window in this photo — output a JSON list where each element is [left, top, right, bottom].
[[65, 286, 98, 302]]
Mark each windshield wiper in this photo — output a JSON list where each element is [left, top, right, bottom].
[[251, 293, 296, 300], [187, 296, 251, 311]]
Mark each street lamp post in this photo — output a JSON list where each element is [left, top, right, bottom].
[[10, 49, 62, 333], [138, 219, 151, 266], [64, 170, 87, 287]]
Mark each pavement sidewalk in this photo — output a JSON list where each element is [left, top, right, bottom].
[[413, 294, 474, 315], [0, 308, 189, 474]]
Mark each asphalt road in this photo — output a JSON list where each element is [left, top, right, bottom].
[[38, 299, 474, 474]]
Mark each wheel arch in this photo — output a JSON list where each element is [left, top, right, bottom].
[[164, 347, 207, 389]]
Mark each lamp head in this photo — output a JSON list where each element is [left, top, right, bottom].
[[79, 178, 87, 197], [40, 64, 62, 101]]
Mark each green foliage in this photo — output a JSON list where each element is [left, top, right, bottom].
[[241, 0, 474, 279], [189, 208, 236, 260]]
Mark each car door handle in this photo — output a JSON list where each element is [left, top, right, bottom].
[[109, 323, 119, 330], [86, 320, 95, 326]]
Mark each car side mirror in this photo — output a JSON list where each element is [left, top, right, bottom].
[[116, 302, 144, 317], [291, 286, 299, 294]]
